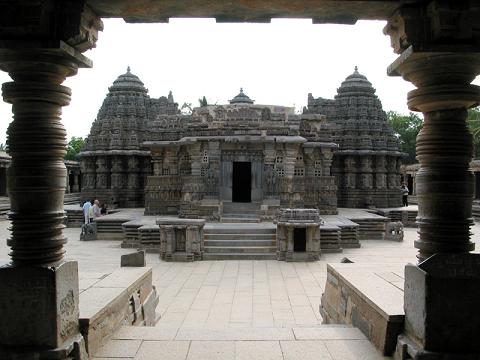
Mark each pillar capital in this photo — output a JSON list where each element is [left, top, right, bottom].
[[383, 0, 480, 55]]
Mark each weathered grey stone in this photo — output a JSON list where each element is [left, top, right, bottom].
[[0, 261, 80, 349], [276, 208, 322, 261], [121, 250, 146, 267], [157, 218, 205, 261], [79, 69, 402, 219], [80, 222, 97, 241], [404, 254, 480, 355], [306, 68, 403, 209], [384, 221, 403, 241]]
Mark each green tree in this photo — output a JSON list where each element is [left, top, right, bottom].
[[386, 111, 424, 164], [467, 107, 480, 158], [65, 136, 85, 161], [198, 96, 208, 107]]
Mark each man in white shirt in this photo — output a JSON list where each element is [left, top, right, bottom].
[[82, 200, 92, 224]]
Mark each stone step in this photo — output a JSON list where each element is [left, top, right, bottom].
[[204, 245, 276, 254], [111, 324, 363, 342], [222, 213, 259, 218], [223, 202, 260, 211], [204, 227, 275, 234], [220, 217, 260, 223], [204, 233, 275, 240], [205, 239, 276, 247], [202, 252, 277, 260]]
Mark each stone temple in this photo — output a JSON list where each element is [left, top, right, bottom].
[[79, 67, 403, 217]]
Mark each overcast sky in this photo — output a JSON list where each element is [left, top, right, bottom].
[[0, 18, 477, 145]]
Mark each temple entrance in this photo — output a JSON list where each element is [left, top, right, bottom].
[[293, 228, 307, 252], [232, 161, 251, 202]]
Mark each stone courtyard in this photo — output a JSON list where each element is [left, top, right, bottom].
[[2, 213, 478, 359]]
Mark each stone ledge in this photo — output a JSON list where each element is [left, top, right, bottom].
[[79, 267, 158, 356], [320, 263, 404, 356]]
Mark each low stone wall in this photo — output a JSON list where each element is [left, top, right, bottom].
[[79, 267, 158, 356]]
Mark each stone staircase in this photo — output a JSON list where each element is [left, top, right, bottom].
[[203, 224, 277, 260], [221, 202, 260, 223]]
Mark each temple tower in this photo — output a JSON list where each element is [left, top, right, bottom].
[[79, 68, 178, 207], [307, 67, 403, 208]]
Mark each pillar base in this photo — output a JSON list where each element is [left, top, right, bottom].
[[0, 333, 87, 360], [398, 253, 480, 359], [0, 261, 86, 359]]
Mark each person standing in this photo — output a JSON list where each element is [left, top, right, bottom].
[[88, 199, 95, 223], [92, 199, 101, 219], [401, 184, 409, 207], [82, 200, 92, 224]]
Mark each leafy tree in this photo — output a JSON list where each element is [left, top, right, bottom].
[[467, 107, 480, 158], [65, 136, 85, 161], [198, 96, 208, 107], [386, 111, 424, 164]]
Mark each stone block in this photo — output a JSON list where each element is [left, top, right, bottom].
[[384, 221, 403, 241], [80, 222, 97, 241], [121, 250, 146, 267], [0, 261, 80, 349], [403, 253, 480, 356], [320, 264, 404, 356]]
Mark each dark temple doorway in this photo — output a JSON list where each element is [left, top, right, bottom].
[[294, 228, 307, 252], [232, 161, 252, 202]]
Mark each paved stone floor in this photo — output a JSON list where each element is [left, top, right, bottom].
[[1, 214, 479, 359]]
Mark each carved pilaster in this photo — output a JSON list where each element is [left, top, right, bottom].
[[95, 156, 108, 189]]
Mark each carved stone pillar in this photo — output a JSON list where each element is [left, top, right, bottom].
[[0, 3, 102, 358], [389, 51, 480, 261], [385, 2, 480, 358], [0, 46, 92, 359]]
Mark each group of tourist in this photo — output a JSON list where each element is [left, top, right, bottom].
[[82, 199, 107, 224]]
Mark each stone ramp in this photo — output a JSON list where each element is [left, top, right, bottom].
[[94, 325, 390, 359], [203, 223, 277, 260]]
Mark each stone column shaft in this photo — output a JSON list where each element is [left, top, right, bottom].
[[0, 48, 84, 265], [388, 50, 480, 262]]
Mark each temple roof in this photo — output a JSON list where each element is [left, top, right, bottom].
[[337, 66, 375, 95], [229, 88, 254, 104], [108, 66, 148, 94]]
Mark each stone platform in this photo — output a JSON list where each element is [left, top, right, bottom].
[[320, 263, 404, 356], [75, 207, 391, 259]]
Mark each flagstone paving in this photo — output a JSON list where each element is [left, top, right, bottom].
[[2, 215, 480, 359]]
